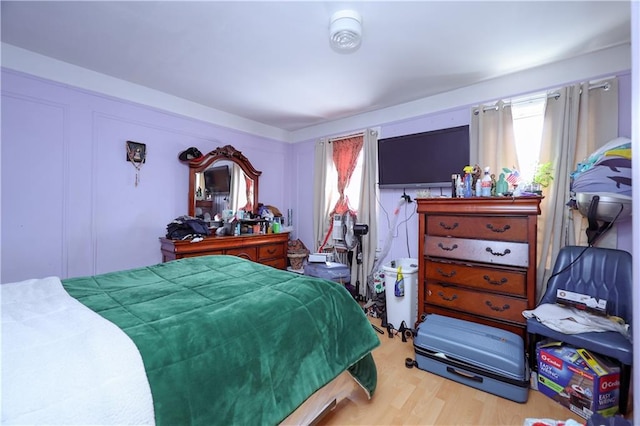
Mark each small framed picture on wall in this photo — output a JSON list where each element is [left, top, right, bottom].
[[126, 141, 146, 163]]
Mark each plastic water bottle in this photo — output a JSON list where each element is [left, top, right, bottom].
[[463, 172, 472, 198], [481, 167, 492, 197]]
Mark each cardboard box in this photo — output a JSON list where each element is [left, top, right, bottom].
[[556, 289, 607, 315], [537, 341, 620, 420]]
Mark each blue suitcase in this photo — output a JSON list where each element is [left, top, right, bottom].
[[413, 314, 529, 403]]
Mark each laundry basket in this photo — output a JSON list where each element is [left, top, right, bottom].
[[287, 253, 307, 271]]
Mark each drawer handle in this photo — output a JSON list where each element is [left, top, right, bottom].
[[486, 223, 511, 233], [485, 247, 511, 257], [437, 268, 457, 278], [446, 366, 483, 383], [437, 291, 457, 302], [266, 248, 277, 254], [485, 301, 510, 312], [483, 275, 508, 286], [439, 222, 459, 231], [438, 243, 458, 252]]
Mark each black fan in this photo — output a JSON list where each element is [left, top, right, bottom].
[[341, 211, 368, 300]]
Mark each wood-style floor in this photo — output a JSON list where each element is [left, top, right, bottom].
[[319, 317, 628, 426]]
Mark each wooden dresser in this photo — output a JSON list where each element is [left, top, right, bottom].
[[160, 232, 289, 269], [417, 197, 542, 339]]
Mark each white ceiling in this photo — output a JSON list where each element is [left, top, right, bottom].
[[0, 1, 632, 140]]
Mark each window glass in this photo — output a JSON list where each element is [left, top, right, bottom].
[[511, 96, 546, 182]]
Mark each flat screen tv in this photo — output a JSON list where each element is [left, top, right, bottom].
[[377, 125, 470, 189], [204, 165, 231, 194]]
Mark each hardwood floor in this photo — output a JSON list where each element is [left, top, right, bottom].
[[319, 318, 627, 426]]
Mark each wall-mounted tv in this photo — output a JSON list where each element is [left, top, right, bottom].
[[204, 165, 231, 194], [377, 125, 470, 189]]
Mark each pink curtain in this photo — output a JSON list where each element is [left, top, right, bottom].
[[330, 135, 363, 216], [243, 176, 253, 212]]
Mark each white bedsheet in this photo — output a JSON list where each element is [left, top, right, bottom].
[[1, 276, 155, 425]]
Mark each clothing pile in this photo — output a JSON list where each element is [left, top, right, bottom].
[[166, 215, 210, 241], [522, 303, 630, 340], [570, 137, 632, 198]]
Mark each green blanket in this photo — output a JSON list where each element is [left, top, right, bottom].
[[63, 255, 379, 425]]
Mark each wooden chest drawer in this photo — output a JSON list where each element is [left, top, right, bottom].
[[425, 281, 527, 324], [424, 259, 526, 297], [427, 215, 528, 242], [225, 246, 257, 262], [258, 243, 284, 261], [425, 236, 529, 267], [261, 258, 286, 269]]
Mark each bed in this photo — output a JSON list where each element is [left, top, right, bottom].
[[1, 255, 379, 425]]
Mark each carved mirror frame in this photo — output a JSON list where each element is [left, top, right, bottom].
[[188, 145, 261, 217]]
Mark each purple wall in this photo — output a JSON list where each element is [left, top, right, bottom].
[[1, 69, 290, 283], [1, 69, 631, 283]]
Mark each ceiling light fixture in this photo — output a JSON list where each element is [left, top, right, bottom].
[[329, 10, 362, 53]]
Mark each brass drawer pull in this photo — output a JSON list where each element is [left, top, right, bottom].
[[439, 222, 459, 231], [437, 291, 457, 302], [483, 275, 508, 286], [485, 301, 510, 312], [437, 268, 457, 278], [266, 248, 277, 254], [486, 223, 511, 233], [438, 243, 458, 252], [485, 247, 511, 257]]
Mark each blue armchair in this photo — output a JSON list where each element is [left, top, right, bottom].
[[527, 246, 633, 414]]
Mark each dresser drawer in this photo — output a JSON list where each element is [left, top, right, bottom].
[[425, 281, 527, 324], [424, 259, 526, 297], [258, 243, 285, 261], [225, 246, 257, 262], [427, 215, 528, 242], [425, 236, 529, 267], [261, 258, 286, 269]]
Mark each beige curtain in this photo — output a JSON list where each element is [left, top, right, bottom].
[[312, 138, 333, 249], [358, 129, 379, 298], [230, 164, 247, 213], [471, 79, 618, 301], [471, 100, 519, 177], [536, 78, 619, 300]]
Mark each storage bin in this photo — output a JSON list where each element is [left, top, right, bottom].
[[304, 262, 350, 284]]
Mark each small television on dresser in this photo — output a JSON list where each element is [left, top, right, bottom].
[[377, 125, 470, 189]]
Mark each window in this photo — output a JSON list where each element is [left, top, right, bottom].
[[511, 96, 546, 183], [326, 149, 364, 217]]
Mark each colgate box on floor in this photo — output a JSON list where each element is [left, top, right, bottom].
[[536, 340, 620, 420]]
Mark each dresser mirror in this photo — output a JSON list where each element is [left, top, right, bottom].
[[188, 145, 261, 222]]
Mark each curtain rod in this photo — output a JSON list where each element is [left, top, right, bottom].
[[328, 131, 364, 143], [473, 81, 611, 115]]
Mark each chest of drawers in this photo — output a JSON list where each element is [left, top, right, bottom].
[[417, 197, 542, 338], [160, 232, 289, 269]]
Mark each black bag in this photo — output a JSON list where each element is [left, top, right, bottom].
[[166, 216, 211, 240]]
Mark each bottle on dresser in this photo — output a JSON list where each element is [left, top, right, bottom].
[[481, 167, 492, 197]]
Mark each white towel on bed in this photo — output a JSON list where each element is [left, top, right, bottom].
[[1, 276, 155, 425]]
